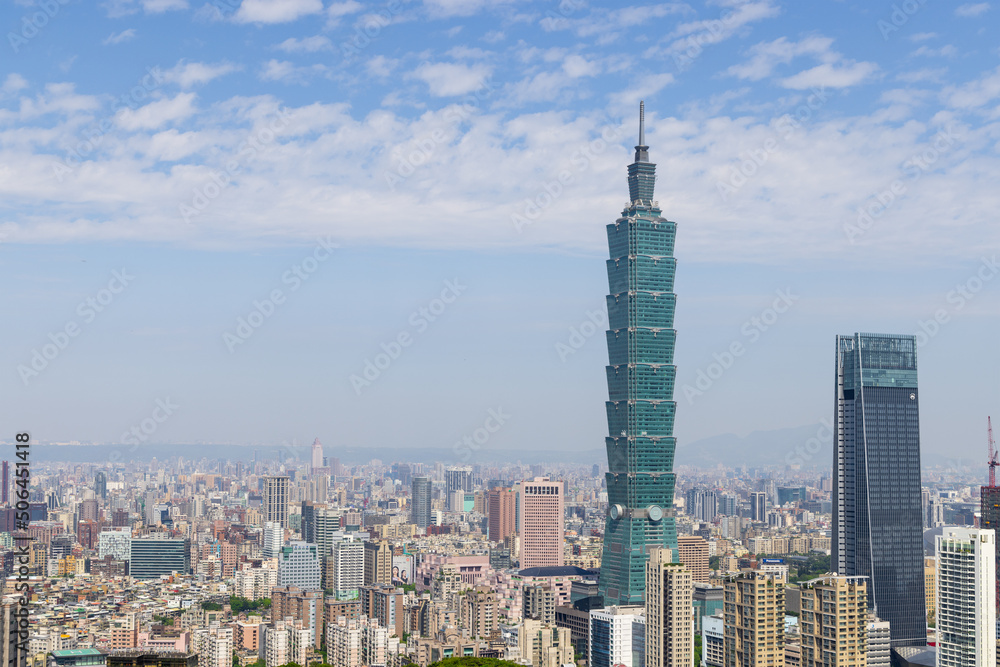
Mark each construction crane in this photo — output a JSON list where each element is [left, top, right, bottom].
[[989, 417, 998, 487]]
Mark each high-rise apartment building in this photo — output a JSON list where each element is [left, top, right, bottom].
[[460, 586, 498, 640], [262, 521, 284, 559], [363, 540, 392, 586], [191, 627, 233, 667], [935, 527, 996, 667], [644, 547, 693, 667], [0, 461, 7, 506], [326, 538, 364, 599], [445, 467, 472, 510], [833, 332, 926, 647], [519, 477, 564, 569], [411, 477, 432, 531], [487, 486, 516, 543], [866, 615, 891, 667], [676, 535, 709, 583], [0, 602, 26, 667], [723, 570, 785, 667], [263, 476, 290, 528], [519, 619, 575, 667], [799, 575, 867, 667], [599, 104, 679, 606]]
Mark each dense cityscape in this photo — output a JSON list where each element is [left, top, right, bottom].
[[5, 109, 998, 667]]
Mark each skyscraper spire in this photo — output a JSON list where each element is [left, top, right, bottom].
[[635, 101, 649, 163]]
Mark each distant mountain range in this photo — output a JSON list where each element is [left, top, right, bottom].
[[17, 423, 960, 470]]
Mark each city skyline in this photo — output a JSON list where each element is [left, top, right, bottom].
[[2, 1, 1000, 461]]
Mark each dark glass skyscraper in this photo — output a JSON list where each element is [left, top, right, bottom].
[[598, 103, 679, 605], [411, 476, 432, 530], [833, 333, 925, 647]]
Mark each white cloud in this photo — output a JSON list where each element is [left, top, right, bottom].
[[955, 3, 990, 17], [423, 0, 511, 18], [944, 65, 1000, 109], [911, 45, 958, 58], [411, 62, 492, 96], [563, 54, 600, 78], [163, 61, 239, 88], [143, 0, 188, 11], [259, 60, 328, 84], [276, 36, 333, 53], [116, 93, 197, 131], [727, 36, 835, 81], [101, 0, 187, 16], [327, 0, 363, 20], [234, 0, 323, 23], [780, 61, 878, 90], [2, 74, 28, 94], [103, 29, 137, 45]]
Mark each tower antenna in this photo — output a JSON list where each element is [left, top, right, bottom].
[[989, 416, 997, 487]]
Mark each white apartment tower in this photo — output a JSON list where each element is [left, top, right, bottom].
[[936, 527, 996, 667]]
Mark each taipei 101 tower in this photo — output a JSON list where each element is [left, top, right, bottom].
[[598, 102, 679, 606]]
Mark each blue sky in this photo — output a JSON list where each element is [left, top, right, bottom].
[[2, 0, 1000, 466]]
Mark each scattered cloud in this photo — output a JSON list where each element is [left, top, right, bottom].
[[2, 74, 29, 94], [955, 3, 990, 17], [780, 61, 878, 90], [162, 61, 240, 88], [234, 0, 324, 24], [103, 29, 137, 45], [727, 36, 834, 81], [411, 62, 492, 96], [276, 36, 333, 53], [115, 93, 198, 131]]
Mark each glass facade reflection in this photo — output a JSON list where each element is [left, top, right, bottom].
[[833, 332, 926, 647]]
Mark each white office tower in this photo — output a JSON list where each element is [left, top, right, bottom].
[[866, 615, 891, 667], [263, 522, 284, 559], [936, 528, 996, 667], [590, 606, 646, 667]]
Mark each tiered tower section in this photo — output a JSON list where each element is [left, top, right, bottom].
[[599, 102, 679, 606]]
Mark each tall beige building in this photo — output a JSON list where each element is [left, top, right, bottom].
[[519, 618, 575, 667], [724, 570, 785, 667], [798, 575, 867, 667], [263, 476, 290, 528], [518, 478, 564, 569], [460, 586, 498, 639], [645, 547, 693, 667], [363, 540, 392, 586], [676, 535, 710, 583]]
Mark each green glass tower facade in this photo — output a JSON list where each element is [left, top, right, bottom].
[[598, 103, 678, 606]]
